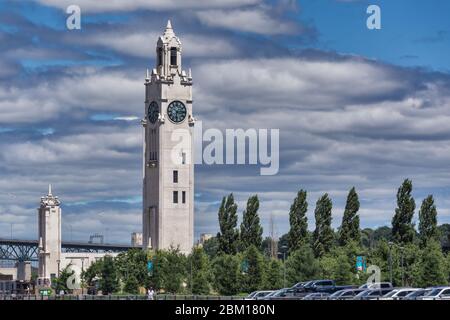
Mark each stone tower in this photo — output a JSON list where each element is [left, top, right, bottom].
[[142, 21, 195, 254], [37, 184, 61, 287]]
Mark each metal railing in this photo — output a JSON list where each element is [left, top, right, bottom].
[[0, 294, 245, 301]]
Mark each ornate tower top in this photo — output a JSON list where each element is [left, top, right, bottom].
[[153, 20, 187, 80], [40, 184, 60, 207]]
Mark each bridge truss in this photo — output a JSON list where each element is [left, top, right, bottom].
[[0, 239, 133, 262]]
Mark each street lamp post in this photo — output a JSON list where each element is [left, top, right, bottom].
[[190, 259, 193, 295], [399, 246, 405, 287], [278, 245, 288, 288], [388, 242, 393, 285], [81, 258, 85, 296]]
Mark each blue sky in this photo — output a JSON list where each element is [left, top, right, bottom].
[[0, 0, 450, 244], [298, 0, 450, 71]]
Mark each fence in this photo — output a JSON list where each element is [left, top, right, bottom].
[[0, 294, 245, 301]]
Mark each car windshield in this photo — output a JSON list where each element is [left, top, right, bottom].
[[264, 291, 277, 297], [306, 293, 320, 297], [383, 290, 398, 297], [426, 288, 443, 296], [294, 282, 307, 288], [355, 290, 374, 297], [256, 291, 271, 297], [304, 281, 315, 288], [329, 290, 346, 297], [272, 289, 288, 297], [247, 292, 257, 298], [405, 290, 424, 298], [397, 290, 414, 297]]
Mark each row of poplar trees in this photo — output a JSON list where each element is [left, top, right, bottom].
[[217, 178, 441, 257]]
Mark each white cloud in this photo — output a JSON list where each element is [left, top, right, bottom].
[[193, 57, 411, 113], [36, 0, 261, 12], [74, 31, 238, 58], [0, 69, 142, 124], [196, 8, 298, 35]]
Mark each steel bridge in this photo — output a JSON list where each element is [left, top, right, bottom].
[[0, 238, 134, 262]]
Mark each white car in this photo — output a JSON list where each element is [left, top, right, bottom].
[[379, 288, 420, 300], [421, 287, 450, 300], [245, 290, 274, 300]]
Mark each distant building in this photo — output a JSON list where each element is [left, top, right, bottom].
[[37, 185, 118, 289], [131, 232, 143, 247], [199, 233, 213, 246]]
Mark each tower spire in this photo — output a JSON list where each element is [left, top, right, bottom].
[[48, 184, 52, 196], [163, 19, 175, 38]]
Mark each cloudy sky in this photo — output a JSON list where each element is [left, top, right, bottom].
[[1, 0, 450, 244]]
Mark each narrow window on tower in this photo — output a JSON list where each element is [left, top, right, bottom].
[[182, 191, 186, 204], [181, 152, 186, 165], [173, 170, 178, 183], [173, 191, 178, 203], [157, 47, 163, 66], [170, 47, 177, 66]]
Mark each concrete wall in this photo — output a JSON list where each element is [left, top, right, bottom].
[[0, 267, 17, 280]]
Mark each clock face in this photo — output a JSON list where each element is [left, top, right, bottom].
[[148, 101, 159, 124], [167, 101, 187, 123]]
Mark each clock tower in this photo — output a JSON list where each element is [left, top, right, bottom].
[[142, 21, 194, 254]]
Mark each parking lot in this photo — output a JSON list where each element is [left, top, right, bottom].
[[245, 280, 450, 300]]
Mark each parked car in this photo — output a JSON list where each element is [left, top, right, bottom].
[[403, 288, 431, 300], [328, 288, 365, 300], [420, 286, 450, 300], [291, 281, 311, 291], [300, 279, 356, 295], [303, 292, 330, 300], [379, 288, 420, 300], [263, 288, 299, 300], [359, 282, 393, 290], [245, 290, 274, 300], [353, 288, 393, 300]]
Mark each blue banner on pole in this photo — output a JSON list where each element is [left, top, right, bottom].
[[147, 261, 153, 272], [356, 256, 366, 272]]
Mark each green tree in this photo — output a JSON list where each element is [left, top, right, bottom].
[[285, 244, 320, 286], [419, 240, 447, 287], [150, 248, 187, 293], [99, 255, 119, 294], [264, 258, 284, 289], [438, 224, 450, 247], [115, 249, 151, 293], [339, 187, 361, 246], [217, 194, 239, 255], [312, 194, 334, 257], [318, 254, 339, 280], [334, 253, 353, 285], [288, 190, 308, 252], [202, 236, 219, 259], [53, 265, 75, 294], [212, 254, 241, 295], [187, 247, 211, 295], [241, 245, 265, 292], [82, 259, 103, 289], [418, 195, 440, 247], [392, 179, 416, 244], [401, 243, 423, 287], [240, 195, 263, 250], [123, 275, 139, 294]]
